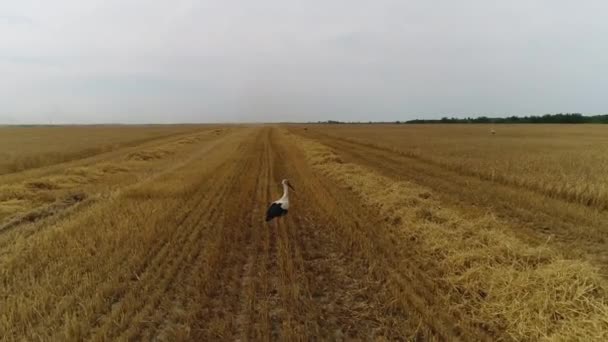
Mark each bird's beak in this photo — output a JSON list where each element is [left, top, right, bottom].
[[288, 183, 296, 192]]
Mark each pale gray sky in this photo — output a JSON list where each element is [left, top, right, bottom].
[[1, 1, 607, 123]]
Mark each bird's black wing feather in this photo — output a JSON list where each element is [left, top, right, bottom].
[[266, 202, 287, 222]]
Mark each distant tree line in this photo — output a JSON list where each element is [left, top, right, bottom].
[[315, 113, 608, 124], [406, 113, 608, 124]]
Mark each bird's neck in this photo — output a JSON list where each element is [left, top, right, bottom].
[[279, 183, 289, 201]]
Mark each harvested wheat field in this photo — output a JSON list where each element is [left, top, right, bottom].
[[1, 124, 608, 341]]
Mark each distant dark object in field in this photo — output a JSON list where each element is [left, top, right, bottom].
[[491, 129, 496, 135], [304, 128, 308, 131]]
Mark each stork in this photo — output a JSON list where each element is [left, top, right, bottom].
[[266, 179, 295, 222]]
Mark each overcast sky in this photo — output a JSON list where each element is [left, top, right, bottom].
[[1, 1, 607, 123]]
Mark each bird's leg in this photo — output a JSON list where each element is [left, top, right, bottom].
[[277, 216, 283, 232]]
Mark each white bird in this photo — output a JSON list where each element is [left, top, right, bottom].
[[265, 179, 295, 222]]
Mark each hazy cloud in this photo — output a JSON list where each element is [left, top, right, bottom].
[[1, 0, 607, 123]]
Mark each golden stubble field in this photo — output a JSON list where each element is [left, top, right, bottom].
[[1, 124, 607, 341], [0, 125, 203, 175]]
